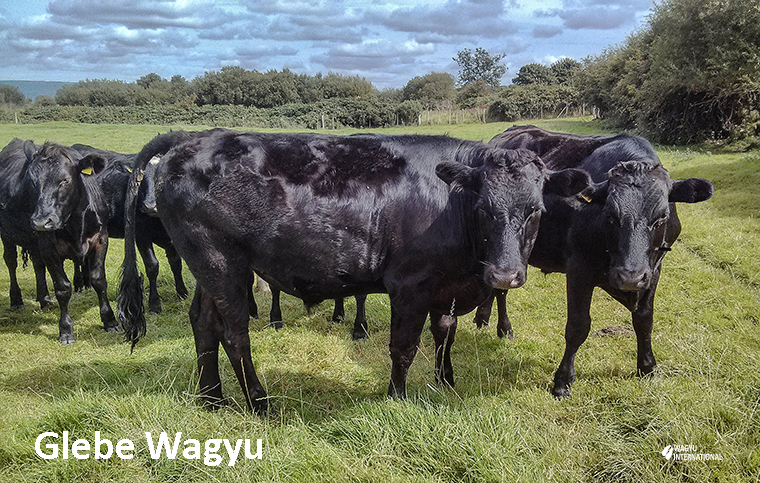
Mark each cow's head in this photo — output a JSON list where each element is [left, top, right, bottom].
[[583, 161, 713, 291], [27, 143, 107, 232], [437, 148, 591, 290], [138, 155, 162, 216]]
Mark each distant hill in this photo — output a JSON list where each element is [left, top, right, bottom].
[[0, 80, 74, 101]]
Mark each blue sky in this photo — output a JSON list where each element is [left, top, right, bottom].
[[0, 0, 655, 89]]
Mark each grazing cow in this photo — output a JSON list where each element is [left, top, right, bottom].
[[478, 125, 714, 398], [0, 138, 119, 343], [118, 129, 591, 412], [71, 144, 188, 313], [261, 282, 368, 340]]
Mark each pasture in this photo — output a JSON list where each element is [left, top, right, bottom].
[[0, 119, 758, 482]]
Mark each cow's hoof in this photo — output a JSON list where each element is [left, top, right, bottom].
[[251, 396, 270, 415], [202, 396, 229, 411], [352, 329, 368, 341], [10, 303, 24, 311], [435, 372, 455, 388], [105, 325, 122, 333], [637, 364, 656, 377], [39, 297, 55, 311], [270, 320, 283, 330], [59, 335, 75, 345], [551, 385, 571, 400]]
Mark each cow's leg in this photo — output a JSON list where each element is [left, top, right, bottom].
[[187, 242, 267, 412], [87, 237, 119, 332], [3, 240, 24, 310], [189, 287, 224, 408], [211, 278, 267, 413], [30, 251, 53, 310], [494, 290, 513, 339], [604, 271, 661, 378], [246, 272, 258, 319], [137, 237, 162, 314], [164, 243, 188, 300], [630, 273, 660, 376], [72, 260, 86, 292], [472, 291, 494, 329], [352, 295, 368, 341], [387, 297, 428, 399], [331, 297, 345, 322], [38, 237, 75, 344], [269, 288, 283, 330], [430, 310, 457, 387], [552, 273, 594, 399]]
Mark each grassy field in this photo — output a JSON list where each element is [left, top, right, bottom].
[[0, 118, 758, 482]]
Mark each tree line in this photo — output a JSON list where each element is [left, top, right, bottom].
[[2, 0, 758, 145]]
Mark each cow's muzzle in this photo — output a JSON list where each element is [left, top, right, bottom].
[[609, 267, 651, 291], [485, 265, 526, 290], [140, 200, 158, 216], [31, 216, 58, 232]]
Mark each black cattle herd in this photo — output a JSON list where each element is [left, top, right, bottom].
[[0, 126, 714, 412]]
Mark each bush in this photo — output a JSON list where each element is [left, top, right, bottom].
[[581, 0, 760, 144], [487, 84, 582, 122], [4, 97, 398, 130], [0, 84, 28, 108]]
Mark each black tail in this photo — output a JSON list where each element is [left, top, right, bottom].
[[118, 130, 193, 350]]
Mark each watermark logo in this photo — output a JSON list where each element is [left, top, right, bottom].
[[661, 444, 723, 462]]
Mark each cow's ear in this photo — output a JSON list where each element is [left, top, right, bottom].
[[23, 140, 37, 161], [577, 180, 608, 204], [544, 168, 592, 197], [436, 162, 479, 192], [78, 154, 107, 176], [669, 178, 714, 203]]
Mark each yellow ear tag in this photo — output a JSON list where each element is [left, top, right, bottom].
[[81, 166, 93, 176], [581, 193, 592, 203], [126, 167, 133, 174]]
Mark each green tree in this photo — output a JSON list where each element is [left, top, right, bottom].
[[453, 48, 506, 89], [512, 63, 556, 85], [550, 58, 582, 85], [455, 79, 495, 109], [0, 84, 28, 107], [402, 72, 456, 109], [33, 95, 56, 106], [137, 73, 164, 89]]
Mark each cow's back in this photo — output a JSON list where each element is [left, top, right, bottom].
[[490, 125, 625, 173], [0, 139, 32, 201], [155, 130, 488, 301]]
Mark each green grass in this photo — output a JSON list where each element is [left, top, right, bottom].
[[0, 118, 758, 482]]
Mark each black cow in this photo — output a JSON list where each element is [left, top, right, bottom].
[[257, 280, 368, 340], [118, 129, 591, 411], [71, 144, 188, 313], [0, 138, 119, 343], [250, 269, 366, 338], [477, 125, 714, 398]]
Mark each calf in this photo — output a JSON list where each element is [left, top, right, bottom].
[[118, 129, 591, 411], [71, 144, 188, 313], [482, 125, 714, 398], [0, 139, 119, 343]]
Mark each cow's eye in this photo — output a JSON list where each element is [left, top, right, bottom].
[[59, 178, 70, 187], [650, 215, 668, 229], [475, 199, 493, 217]]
